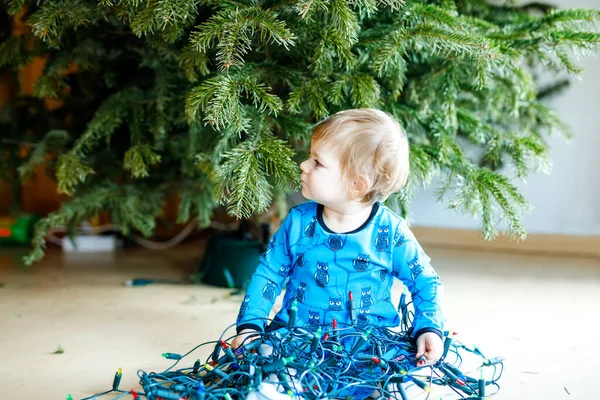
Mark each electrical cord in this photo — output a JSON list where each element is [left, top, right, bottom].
[[78, 316, 504, 400], [76, 286, 503, 399], [46, 218, 200, 250], [47, 218, 246, 251]]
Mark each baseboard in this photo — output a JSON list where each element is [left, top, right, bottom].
[[411, 226, 600, 259]]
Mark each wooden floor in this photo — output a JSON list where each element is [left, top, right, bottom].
[[1, 241, 599, 399]]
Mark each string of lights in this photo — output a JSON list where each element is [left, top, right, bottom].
[[76, 300, 504, 400]]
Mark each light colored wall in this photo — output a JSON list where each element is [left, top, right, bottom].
[[411, 0, 600, 236]]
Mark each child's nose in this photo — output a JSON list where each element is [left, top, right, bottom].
[[300, 160, 310, 173]]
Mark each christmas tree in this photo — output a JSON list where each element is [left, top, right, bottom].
[[0, 0, 598, 264]]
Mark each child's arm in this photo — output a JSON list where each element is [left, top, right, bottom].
[[392, 228, 444, 362], [392, 225, 444, 341], [235, 212, 294, 334]]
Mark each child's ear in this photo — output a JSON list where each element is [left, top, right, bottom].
[[351, 175, 369, 199]]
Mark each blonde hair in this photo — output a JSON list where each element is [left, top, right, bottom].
[[311, 108, 409, 204]]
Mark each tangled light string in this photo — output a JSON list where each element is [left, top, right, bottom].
[[79, 314, 503, 400]]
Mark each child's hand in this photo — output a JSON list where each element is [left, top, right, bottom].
[[415, 331, 443, 364], [231, 329, 259, 356]]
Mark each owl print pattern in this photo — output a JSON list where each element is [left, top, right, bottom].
[[295, 282, 307, 303], [328, 297, 343, 311], [304, 217, 316, 238], [308, 310, 321, 330], [295, 253, 305, 267], [360, 287, 373, 308], [314, 261, 329, 287], [375, 225, 390, 251], [237, 295, 250, 322], [357, 308, 370, 327], [277, 263, 291, 277], [327, 235, 343, 251], [262, 280, 276, 301], [353, 253, 370, 272]]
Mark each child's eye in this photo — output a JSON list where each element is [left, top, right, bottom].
[[313, 158, 321, 167]]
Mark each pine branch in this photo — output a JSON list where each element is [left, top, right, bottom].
[[440, 164, 530, 240], [51, 87, 145, 194], [270, 113, 313, 141], [178, 43, 210, 83], [310, 26, 358, 73], [190, 7, 296, 70], [256, 134, 301, 191], [409, 24, 507, 62], [344, 73, 382, 108], [287, 77, 330, 118], [213, 127, 299, 218], [55, 153, 95, 196], [123, 144, 162, 179], [33, 74, 68, 98], [148, 60, 175, 149], [296, 0, 329, 20], [24, 182, 166, 265], [213, 140, 273, 218], [185, 72, 282, 133], [539, 8, 600, 28], [369, 28, 409, 77], [530, 103, 571, 138], [536, 79, 570, 100], [99, 0, 147, 6], [351, 0, 378, 17], [28, 0, 100, 47], [32, 40, 112, 99], [0, 34, 33, 68], [377, 0, 404, 11], [3, 0, 27, 16], [330, 0, 359, 46], [153, 0, 200, 28], [130, 0, 159, 36], [519, 2, 556, 14], [177, 183, 215, 227], [72, 87, 144, 156], [403, 143, 436, 200], [18, 130, 70, 180], [411, 3, 498, 32]]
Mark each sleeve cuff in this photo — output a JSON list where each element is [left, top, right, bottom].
[[236, 323, 263, 334], [413, 327, 443, 341]]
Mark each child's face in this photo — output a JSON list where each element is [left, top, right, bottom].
[[300, 142, 350, 207]]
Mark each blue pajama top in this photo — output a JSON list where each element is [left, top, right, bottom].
[[236, 201, 444, 339]]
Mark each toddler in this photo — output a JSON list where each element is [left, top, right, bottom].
[[232, 108, 444, 382]]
